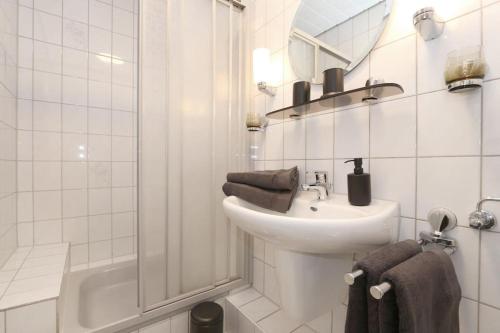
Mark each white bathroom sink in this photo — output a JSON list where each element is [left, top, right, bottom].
[[223, 191, 400, 254], [223, 191, 400, 322]]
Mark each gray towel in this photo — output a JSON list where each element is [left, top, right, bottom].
[[227, 167, 298, 191], [379, 249, 461, 333], [345, 240, 422, 333], [222, 181, 298, 213]]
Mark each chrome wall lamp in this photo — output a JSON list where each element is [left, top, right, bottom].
[[413, 7, 444, 41], [253, 48, 276, 96]]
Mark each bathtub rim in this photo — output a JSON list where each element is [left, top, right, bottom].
[[60, 260, 249, 333]]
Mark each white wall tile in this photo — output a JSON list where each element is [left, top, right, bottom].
[[6, 299, 56, 333], [170, 312, 189, 333], [33, 161, 61, 191], [18, 6, 33, 38], [417, 157, 480, 225], [482, 157, 500, 232], [283, 119, 305, 160], [89, 214, 112, 241], [90, 0, 112, 30], [33, 131, 61, 161], [480, 304, 500, 333], [460, 298, 478, 333], [33, 101, 61, 131], [483, 80, 500, 155], [240, 297, 279, 322], [417, 90, 481, 156], [370, 97, 416, 157], [258, 310, 302, 333], [34, 0, 62, 16], [63, 19, 89, 50], [34, 41, 62, 74], [334, 107, 369, 158], [63, 48, 88, 78], [253, 258, 264, 293], [306, 113, 334, 159], [62, 76, 88, 106], [483, 2, 500, 80], [265, 124, 284, 160], [480, 231, 500, 308], [447, 226, 480, 300], [371, 35, 416, 98], [34, 219, 62, 244], [34, 11, 62, 45], [113, 7, 134, 37], [139, 318, 171, 333], [63, 216, 88, 244], [34, 190, 61, 220], [18, 37, 33, 69], [63, 0, 89, 23], [371, 158, 416, 217], [33, 71, 61, 103]]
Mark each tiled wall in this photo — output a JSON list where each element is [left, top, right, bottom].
[[0, 0, 18, 268], [16, 0, 138, 269], [247, 0, 500, 332]]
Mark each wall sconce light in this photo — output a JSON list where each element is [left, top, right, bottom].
[[253, 48, 276, 96], [413, 7, 444, 41]]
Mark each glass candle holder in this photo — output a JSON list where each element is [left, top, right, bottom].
[[444, 46, 486, 85], [245, 111, 262, 129]]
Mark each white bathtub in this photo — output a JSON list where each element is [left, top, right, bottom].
[[61, 260, 139, 333]]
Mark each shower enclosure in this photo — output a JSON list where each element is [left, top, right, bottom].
[[139, 0, 249, 313]]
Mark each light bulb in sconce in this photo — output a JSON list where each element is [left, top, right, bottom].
[[253, 48, 276, 96]]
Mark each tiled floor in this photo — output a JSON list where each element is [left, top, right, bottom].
[[226, 288, 345, 333], [0, 243, 69, 310]]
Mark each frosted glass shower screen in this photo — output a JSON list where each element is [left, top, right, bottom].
[[140, 0, 247, 310]]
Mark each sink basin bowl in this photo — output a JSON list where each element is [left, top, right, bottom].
[[223, 191, 400, 321], [223, 191, 400, 254]]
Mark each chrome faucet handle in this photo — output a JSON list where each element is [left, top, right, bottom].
[[306, 171, 331, 188], [469, 198, 499, 230]]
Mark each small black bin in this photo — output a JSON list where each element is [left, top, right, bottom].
[[190, 301, 224, 333]]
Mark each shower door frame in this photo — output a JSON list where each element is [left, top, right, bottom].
[[137, 0, 252, 317]]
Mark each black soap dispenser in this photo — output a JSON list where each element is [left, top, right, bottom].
[[344, 158, 371, 206]]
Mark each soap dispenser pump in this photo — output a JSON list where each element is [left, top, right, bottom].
[[344, 158, 371, 206]]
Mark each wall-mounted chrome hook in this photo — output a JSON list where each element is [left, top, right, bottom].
[[469, 198, 499, 230]]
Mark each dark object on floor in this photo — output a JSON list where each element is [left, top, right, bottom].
[[378, 249, 461, 333], [190, 301, 224, 333]]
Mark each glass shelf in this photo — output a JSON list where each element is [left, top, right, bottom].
[[266, 83, 404, 120]]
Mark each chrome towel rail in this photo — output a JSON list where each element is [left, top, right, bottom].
[[344, 207, 458, 299]]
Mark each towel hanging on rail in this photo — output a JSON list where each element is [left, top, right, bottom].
[[378, 249, 461, 333], [344, 240, 422, 333]]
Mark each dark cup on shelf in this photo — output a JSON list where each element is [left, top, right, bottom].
[[323, 68, 345, 96], [293, 81, 311, 106]]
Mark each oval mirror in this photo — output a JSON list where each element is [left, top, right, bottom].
[[289, 0, 392, 84]]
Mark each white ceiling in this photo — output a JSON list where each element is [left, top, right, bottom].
[[294, 0, 384, 36]]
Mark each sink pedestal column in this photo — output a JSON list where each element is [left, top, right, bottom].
[[275, 250, 352, 322]]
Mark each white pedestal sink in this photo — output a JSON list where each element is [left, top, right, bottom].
[[223, 191, 400, 321]]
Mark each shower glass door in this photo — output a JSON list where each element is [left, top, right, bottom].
[[139, 0, 249, 311]]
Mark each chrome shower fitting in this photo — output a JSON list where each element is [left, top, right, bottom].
[[469, 198, 499, 230]]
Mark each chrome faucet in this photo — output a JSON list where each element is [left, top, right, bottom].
[[301, 171, 331, 201]]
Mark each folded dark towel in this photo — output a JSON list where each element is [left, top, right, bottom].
[[226, 167, 298, 191], [222, 181, 298, 213], [379, 249, 461, 333], [345, 240, 422, 333]]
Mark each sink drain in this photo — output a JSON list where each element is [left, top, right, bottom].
[[310, 206, 318, 212]]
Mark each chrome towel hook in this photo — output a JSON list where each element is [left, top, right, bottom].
[[469, 198, 499, 230]]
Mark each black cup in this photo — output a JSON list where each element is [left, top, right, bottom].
[[293, 81, 311, 106], [323, 68, 345, 96]]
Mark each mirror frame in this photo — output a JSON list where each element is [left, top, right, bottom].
[[288, 0, 393, 84]]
